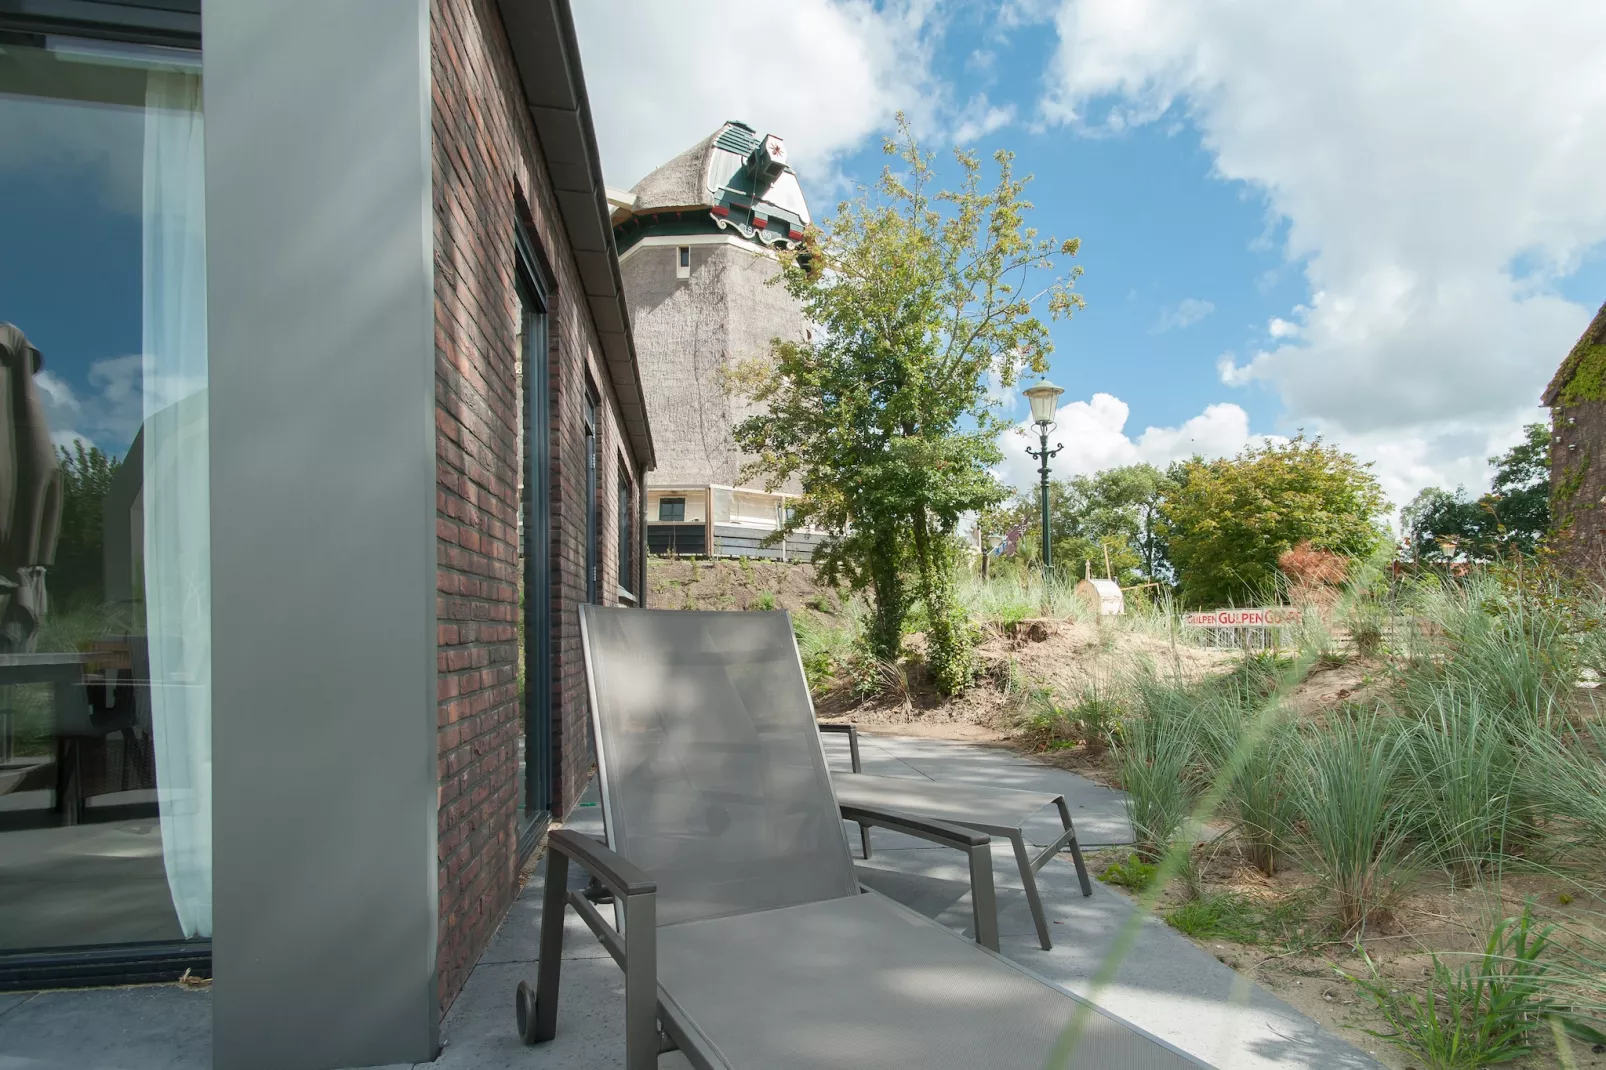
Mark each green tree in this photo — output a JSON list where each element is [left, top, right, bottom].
[[1401, 423, 1550, 563], [1161, 435, 1386, 607], [1400, 486, 1487, 563], [1004, 463, 1177, 586], [1486, 422, 1549, 553], [52, 441, 121, 606], [732, 117, 1085, 692]]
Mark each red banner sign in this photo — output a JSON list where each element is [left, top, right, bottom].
[[1182, 607, 1303, 628]]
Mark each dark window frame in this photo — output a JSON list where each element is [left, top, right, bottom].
[[658, 496, 686, 522], [616, 463, 634, 599], [515, 222, 555, 849], [583, 387, 600, 605], [0, 0, 200, 47]]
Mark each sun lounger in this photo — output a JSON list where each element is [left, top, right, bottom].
[[517, 606, 1210, 1070]]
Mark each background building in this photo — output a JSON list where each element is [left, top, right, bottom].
[[1543, 298, 1606, 574], [609, 121, 824, 560]]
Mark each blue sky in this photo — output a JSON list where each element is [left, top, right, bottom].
[[1, 84, 149, 458], [578, 0, 1606, 520]]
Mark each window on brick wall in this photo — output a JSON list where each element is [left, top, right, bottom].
[[617, 467, 635, 600], [584, 389, 600, 604], [516, 225, 553, 829]]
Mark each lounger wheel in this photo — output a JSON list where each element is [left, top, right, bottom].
[[515, 980, 541, 1045]]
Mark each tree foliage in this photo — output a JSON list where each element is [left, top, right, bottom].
[[731, 116, 1085, 691], [1161, 435, 1386, 607], [1401, 423, 1550, 564], [997, 463, 1176, 586], [53, 441, 121, 606]]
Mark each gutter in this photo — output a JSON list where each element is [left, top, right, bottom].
[[495, 0, 656, 471]]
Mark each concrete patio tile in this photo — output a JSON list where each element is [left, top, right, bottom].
[[436, 957, 693, 1070], [0, 992, 32, 1019], [0, 984, 210, 1070], [856, 844, 1386, 1069], [827, 731, 1136, 847]]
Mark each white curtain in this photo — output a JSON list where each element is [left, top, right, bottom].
[[142, 68, 211, 940]]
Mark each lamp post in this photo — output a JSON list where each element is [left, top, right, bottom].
[[980, 531, 1004, 582], [1022, 380, 1065, 575]]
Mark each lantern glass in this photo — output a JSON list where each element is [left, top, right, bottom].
[[1023, 381, 1064, 426]]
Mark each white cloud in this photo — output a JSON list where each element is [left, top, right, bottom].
[[574, 1, 943, 189], [1041, 0, 1606, 504], [1152, 296, 1214, 332], [949, 94, 1016, 144], [994, 392, 1273, 490], [36, 355, 148, 457], [1215, 352, 1253, 386]]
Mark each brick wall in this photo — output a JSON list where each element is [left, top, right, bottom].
[[431, 0, 645, 1013]]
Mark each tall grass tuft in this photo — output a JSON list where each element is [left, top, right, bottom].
[[1402, 687, 1535, 880], [1525, 719, 1606, 847], [1290, 711, 1419, 932], [1118, 708, 1196, 867], [1398, 573, 1576, 727], [1202, 705, 1298, 877]]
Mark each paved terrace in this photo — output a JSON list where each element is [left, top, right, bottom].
[[0, 733, 1384, 1069]]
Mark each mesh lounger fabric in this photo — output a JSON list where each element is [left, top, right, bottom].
[[583, 607, 859, 926], [659, 892, 1204, 1069]]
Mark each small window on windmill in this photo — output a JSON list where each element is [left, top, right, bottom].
[[676, 246, 691, 280]]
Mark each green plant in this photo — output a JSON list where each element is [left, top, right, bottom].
[[1348, 603, 1387, 657], [1066, 694, 1121, 756], [1527, 719, 1606, 846], [1217, 714, 1298, 877], [1096, 854, 1156, 891], [752, 590, 777, 611], [1119, 711, 1196, 865], [1342, 903, 1582, 1068], [1162, 891, 1315, 945], [1401, 687, 1534, 879], [1290, 713, 1419, 933]]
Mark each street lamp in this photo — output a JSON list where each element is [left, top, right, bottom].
[[1022, 380, 1065, 574], [979, 531, 1005, 582]]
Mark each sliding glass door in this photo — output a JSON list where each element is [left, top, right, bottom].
[[0, 33, 211, 958]]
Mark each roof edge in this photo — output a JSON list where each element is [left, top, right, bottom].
[[1543, 299, 1606, 407], [494, 0, 656, 471]]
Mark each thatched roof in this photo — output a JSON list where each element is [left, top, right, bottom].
[[629, 132, 719, 213], [1544, 299, 1606, 406]]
